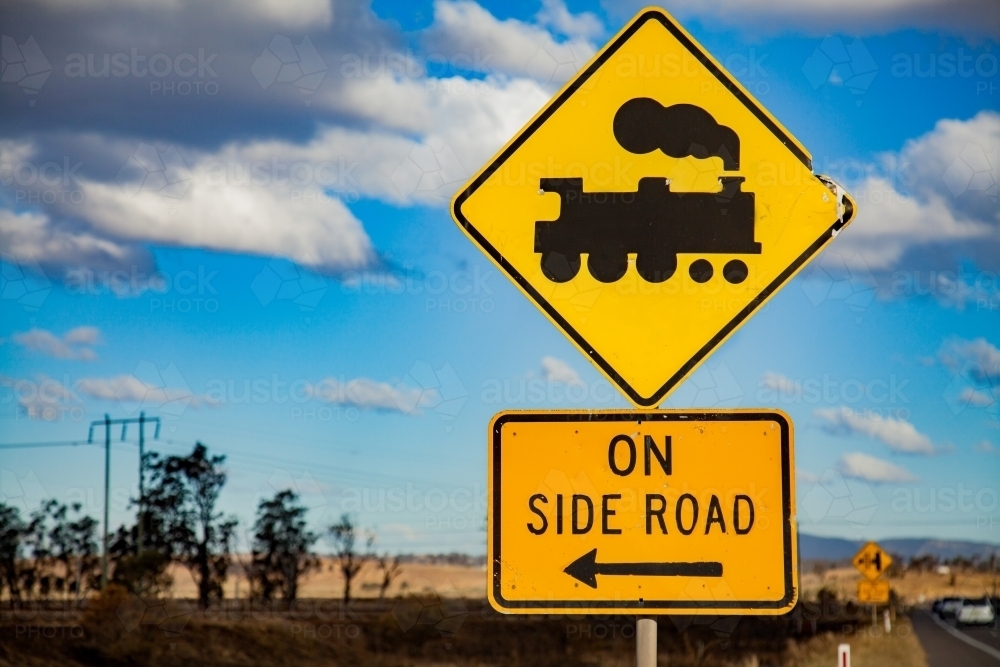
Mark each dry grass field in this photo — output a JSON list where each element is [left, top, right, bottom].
[[167, 556, 487, 600], [800, 565, 998, 604], [166, 557, 998, 606], [785, 618, 928, 667], [5, 561, 978, 666], [0, 591, 931, 667]]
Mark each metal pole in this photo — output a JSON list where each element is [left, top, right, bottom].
[[101, 413, 110, 590], [636, 617, 656, 667], [137, 411, 145, 556]]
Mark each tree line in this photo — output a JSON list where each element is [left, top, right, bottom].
[[0, 442, 401, 608]]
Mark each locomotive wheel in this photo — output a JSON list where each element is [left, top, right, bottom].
[[588, 252, 628, 283], [636, 253, 677, 283], [723, 259, 749, 284], [689, 259, 714, 283], [541, 252, 581, 283]]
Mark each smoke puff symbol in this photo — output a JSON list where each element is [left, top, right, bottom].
[[613, 99, 740, 171]]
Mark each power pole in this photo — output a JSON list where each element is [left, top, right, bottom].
[[101, 414, 110, 590], [88, 413, 161, 590], [138, 412, 145, 557], [126, 412, 160, 556]]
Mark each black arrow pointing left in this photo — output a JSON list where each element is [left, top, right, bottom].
[[564, 548, 723, 589]]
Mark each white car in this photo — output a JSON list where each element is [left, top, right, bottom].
[[939, 597, 964, 618], [957, 598, 996, 626]]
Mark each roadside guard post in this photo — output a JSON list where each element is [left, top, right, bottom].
[[838, 643, 850, 667], [450, 5, 856, 662]]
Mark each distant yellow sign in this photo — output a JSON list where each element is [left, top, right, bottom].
[[452, 7, 856, 407], [857, 579, 890, 604], [487, 410, 797, 614], [853, 542, 892, 581]]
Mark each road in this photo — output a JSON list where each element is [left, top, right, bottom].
[[912, 610, 1000, 666]]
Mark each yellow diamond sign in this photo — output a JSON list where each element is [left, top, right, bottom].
[[853, 541, 892, 581], [452, 7, 856, 407]]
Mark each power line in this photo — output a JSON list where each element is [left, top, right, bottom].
[[0, 440, 94, 449], [0, 436, 455, 489]]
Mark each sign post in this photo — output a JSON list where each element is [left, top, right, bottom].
[[637, 617, 656, 667]]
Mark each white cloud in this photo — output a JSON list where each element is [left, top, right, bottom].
[[941, 337, 1000, 382], [815, 407, 936, 455], [76, 374, 214, 408], [33, 0, 332, 30], [837, 452, 918, 483], [974, 440, 996, 454], [2, 1, 574, 276], [960, 387, 995, 408], [831, 112, 1000, 273], [536, 0, 604, 40], [0, 209, 151, 275], [796, 468, 819, 484], [834, 178, 991, 271], [540, 356, 584, 385], [63, 326, 101, 345], [73, 154, 376, 274], [12, 327, 100, 361], [620, 0, 999, 37], [5, 66, 554, 275], [1, 374, 81, 421], [423, 0, 596, 85], [759, 371, 802, 397], [0, 138, 36, 166], [306, 377, 437, 414], [316, 74, 550, 202], [324, 74, 549, 163]]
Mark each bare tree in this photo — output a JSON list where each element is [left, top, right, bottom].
[[375, 553, 402, 599], [327, 514, 372, 604]]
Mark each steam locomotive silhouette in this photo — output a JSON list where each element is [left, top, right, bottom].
[[535, 99, 761, 284]]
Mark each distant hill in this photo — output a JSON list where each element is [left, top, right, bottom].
[[800, 533, 1000, 562]]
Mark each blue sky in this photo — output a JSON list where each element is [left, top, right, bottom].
[[1, 0, 998, 554]]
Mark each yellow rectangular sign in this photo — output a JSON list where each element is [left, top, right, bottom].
[[857, 579, 890, 604], [487, 410, 797, 614]]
